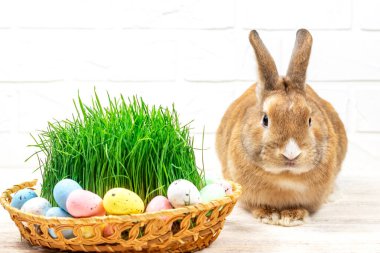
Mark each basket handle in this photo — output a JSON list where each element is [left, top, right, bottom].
[[0, 179, 38, 211]]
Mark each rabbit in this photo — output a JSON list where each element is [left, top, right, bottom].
[[216, 29, 347, 226]]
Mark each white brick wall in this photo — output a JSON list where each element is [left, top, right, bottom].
[[0, 0, 380, 174]]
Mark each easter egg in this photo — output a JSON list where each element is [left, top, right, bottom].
[[53, 179, 82, 211], [103, 224, 116, 237], [103, 188, 144, 215], [145, 196, 173, 213], [46, 207, 74, 239], [205, 174, 222, 185], [200, 184, 226, 203], [217, 180, 233, 195], [11, 189, 38, 209], [66, 189, 105, 218], [21, 197, 51, 215], [80, 225, 105, 239], [167, 179, 201, 208], [80, 224, 106, 239]]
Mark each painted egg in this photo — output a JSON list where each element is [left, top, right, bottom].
[[200, 184, 226, 203], [217, 180, 233, 195], [205, 174, 222, 185], [21, 197, 51, 215], [103, 188, 144, 215], [103, 224, 115, 237], [53, 179, 82, 212], [45, 207, 74, 239], [145, 196, 173, 213], [80, 225, 105, 239], [167, 179, 201, 208], [11, 188, 38, 209], [66, 189, 106, 217]]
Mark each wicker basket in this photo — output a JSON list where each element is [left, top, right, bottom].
[[1, 179, 241, 252]]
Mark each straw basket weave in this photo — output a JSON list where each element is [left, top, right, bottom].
[[1, 179, 241, 252]]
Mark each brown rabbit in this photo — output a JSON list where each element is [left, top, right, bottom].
[[216, 29, 347, 226]]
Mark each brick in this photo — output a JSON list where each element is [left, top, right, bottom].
[[0, 30, 177, 82], [237, 0, 351, 30], [0, 0, 132, 29], [108, 30, 177, 81], [229, 31, 380, 82], [183, 31, 238, 81], [0, 134, 13, 167], [0, 87, 15, 133], [355, 87, 380, 133], [358, 0, 380, 30], [0, 30, 66, 81], [16, 84, 76, 133], [175, 82, 250, 134], [0, 0, 233, 29], [235, 31, 287, 81], [349, 134, 380, 161], [128, 0, 234, 29], [303, 32, 380, 81]]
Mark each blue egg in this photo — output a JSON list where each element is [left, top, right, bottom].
[[11, 189, 38, 209], [46, 207, 74, 239], [53, 179, 82, 211]]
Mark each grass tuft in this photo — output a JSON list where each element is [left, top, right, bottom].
[[28, 91, 205, 205]]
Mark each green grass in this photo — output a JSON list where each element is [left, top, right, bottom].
[[28, 91, 205, 205]]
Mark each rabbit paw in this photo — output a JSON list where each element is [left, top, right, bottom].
[[278, 208, 309, 227], [252, 207, 280, 225]]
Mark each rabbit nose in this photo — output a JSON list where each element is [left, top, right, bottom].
[[282, 138, 302, 160]]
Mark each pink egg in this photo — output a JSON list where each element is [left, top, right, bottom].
[[145, 196, 173, 213], [66, 189, 106, 218], [218, 180, 233, 195], [103, 224, 115, 237]]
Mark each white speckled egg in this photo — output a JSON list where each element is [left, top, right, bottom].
[[46, 207, 74, 239], [21, 197, 51, 216], [10, 189, 38, 209], [167, 179, 201, 208], [200, 184, 226, 203], [217, 180, 233, 195], [53, 179, 82, 212]]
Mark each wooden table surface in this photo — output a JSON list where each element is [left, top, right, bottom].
[[1, 152, 380, 253]]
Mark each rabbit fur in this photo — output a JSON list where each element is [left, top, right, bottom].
[[216, 29, 347, 226]]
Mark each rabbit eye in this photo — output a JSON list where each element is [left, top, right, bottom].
[[308, 117, 312, 127], [262, 114, 269, 127]]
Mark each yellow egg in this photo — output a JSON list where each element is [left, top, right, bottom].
[[80, 225, 105, 239], [103, 188, 144, 215]]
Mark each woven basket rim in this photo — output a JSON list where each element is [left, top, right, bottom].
[[1, 179, 242, 224]]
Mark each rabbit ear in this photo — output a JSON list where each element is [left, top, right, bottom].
[[286, 29, 313, 89], [249, 30, 279, 91]]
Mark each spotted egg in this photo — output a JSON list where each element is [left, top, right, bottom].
[[200, 183, 226, 203], [45, 207, 74, 239], [145, 195, 173, 213], [53, 179, 82, 212], [167, 179, 201, 208], [217, 180, 233, 195], [103, 188, 145, 215], [21, 197, 51, 216], [11, 188, 38, 209], [66, 189, 106, 218]]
